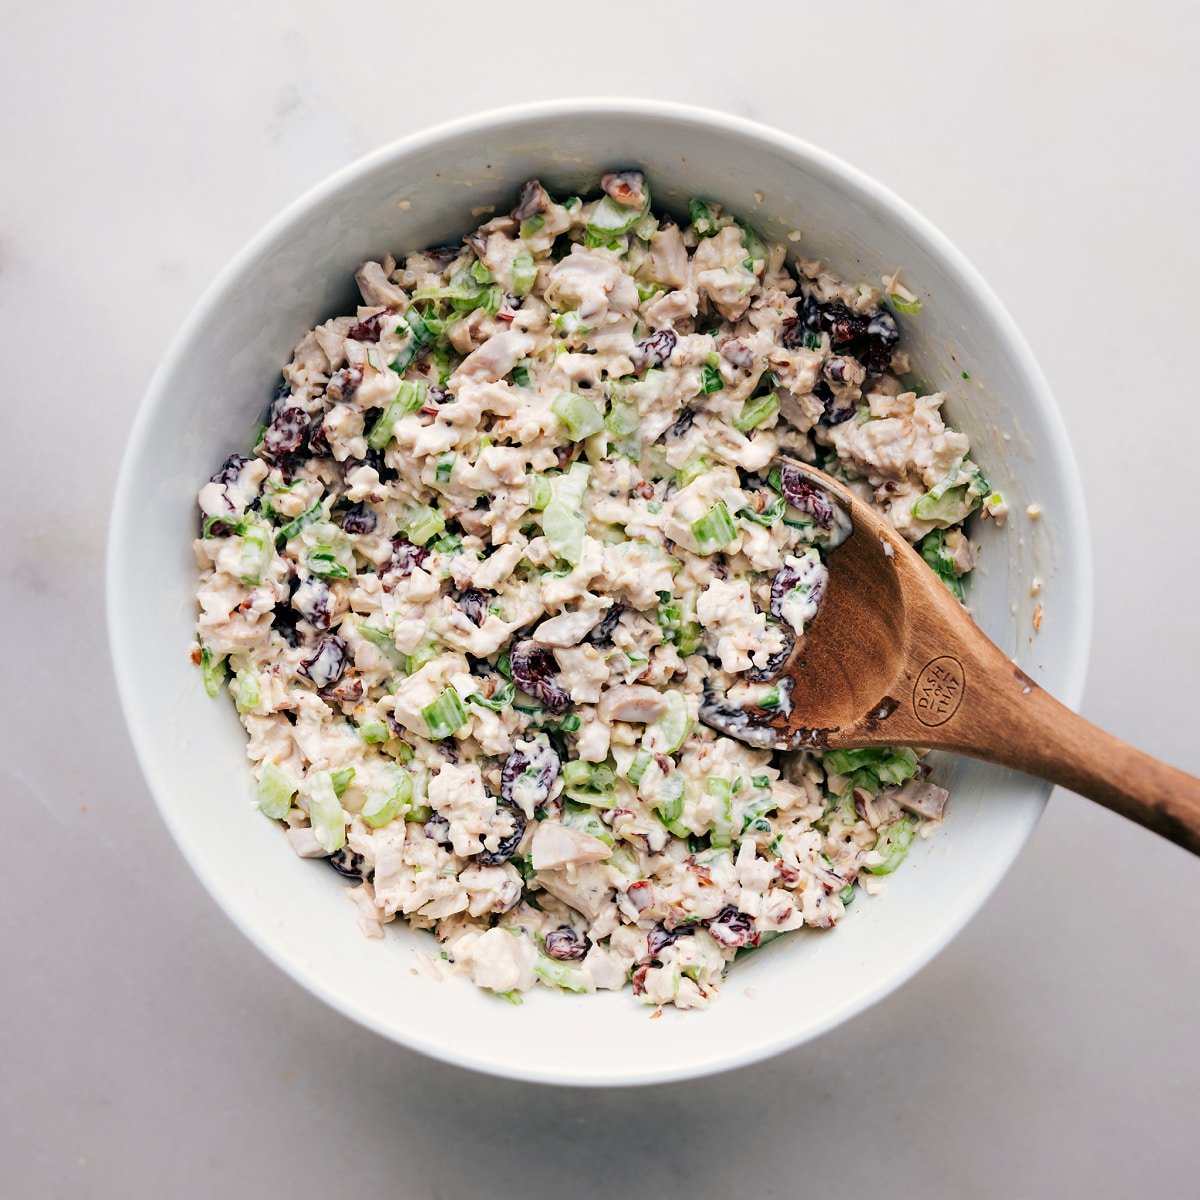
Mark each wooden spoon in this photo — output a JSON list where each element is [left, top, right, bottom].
[[699, 458, 1200, 854]]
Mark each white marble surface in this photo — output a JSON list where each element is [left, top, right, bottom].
[[3, 1, 1198, 1195]]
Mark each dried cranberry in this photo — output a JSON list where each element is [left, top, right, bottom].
[[329, 849, 365, 879], [813, 380, 855, 426], [770, 560, 826, 621], [359, 447, 398, 484], [456, 588, 489, 627], [512, 179, 550, 222], [474, 802, 526, 867], [386, 536, 430, 577], [500, 737, 561, 811], [600, 171, 646, 209], [721, 338, 756, 369], [824, 357, 850, 384], [260, 406, 309, 462], [298, 634, 348, 689], [424, 814, 452, 847], [209, 454, 249, 487], [625, 880, 654, 912], [321, 676, 364, 704], [338, 502, 377, 535], [745, 621, 795, 682], [326, 364, 363, 403], [779, 464, 836, 525], [646, 924, 690, 960], [799, 290, 823, 331], [509, 641, 570, 715], [306, 413, 331, 457], [544, 926, 590, 961], [668, 408, 695, 438], [820, 301, 868, 347], [269, 377, 292, 414], [780, 316, 805, 350], [293, 575, 332, 629], [587, 603, 623, 647], [346, 311, 386, 343], [631, 962, 651, 996], [705, 906, 760, 949], [862, 309, 900, 376], [631, 328, 677, 371], [271, 603, 302, 648], [424, 245, 462, 269]]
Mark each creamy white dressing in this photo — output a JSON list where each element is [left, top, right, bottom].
[[192, 173, 988, 1010]]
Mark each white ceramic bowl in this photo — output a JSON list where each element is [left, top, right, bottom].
[[108, 99, 1091, 1086]]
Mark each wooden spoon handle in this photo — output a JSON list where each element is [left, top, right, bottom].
[[902, 614, 1200, 855]]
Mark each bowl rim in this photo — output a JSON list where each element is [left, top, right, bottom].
[[107, 97, 1094, 1086]]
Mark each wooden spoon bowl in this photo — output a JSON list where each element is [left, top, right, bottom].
[[701, 459, 1200, 854]]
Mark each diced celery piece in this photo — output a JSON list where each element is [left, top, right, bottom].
[[307, 771, 347, 853], [273, 500, 321, 548], [422, 688, 467, 740], [911, 487, 975, 526], [550, 462, 591, 509], [466, 682, 515, 712], [627, 749, 652, 785], [878, 748, 919, 786], [535, 952, 589, 994], [199, 646, 226, 697], [655, 774, 687, 836], [644, 690, 689, 754], [562, 760, 591, 788], [552, 392, 605, 440], [890, 294, 922, 315], [737, 495, 786, 528], [238, 523, 272, 585], [529, 474, 552, 510], [330, 767, 356, 799], [676, 455, 708, 489], [699, 361, 724, 394], [689, 198, 719, 237], [562, 761, 617, 807], [604, 395, 641, 461], [231, 668, 260, 713], [542, 500, 585, 566], [405, 505, 445, 546], [367, 381, 427, 451], [691, 501, 737, 554], [561, 802, 615, 846], [359, 621, 406, 670], [257, 763, 298, 819], [434, 452, 456, 484], [357, 719, 390, 744], [917, 530, 967, 602], [865, 817, 916, 875], [733, 392, 780, 434], [586, 193, 649, 237], [510, 252, 537, 296], [362, 764, 413, 828], [304, 544, 350, 580], [707, 778, 734, 847]]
